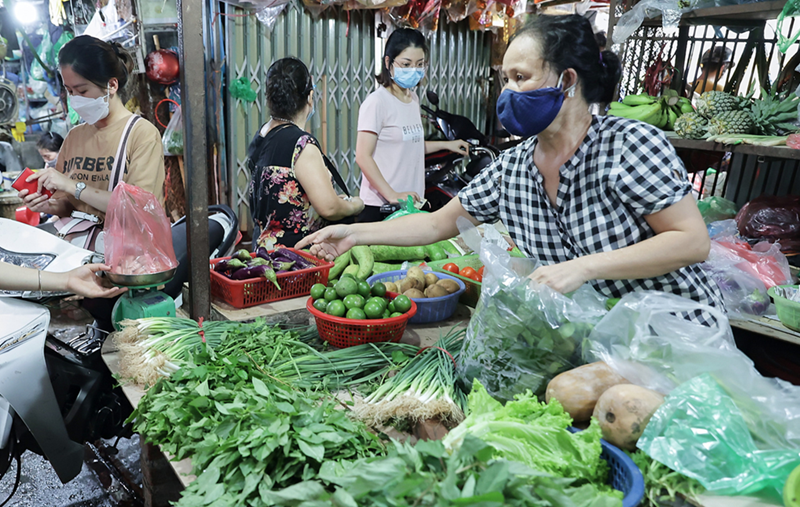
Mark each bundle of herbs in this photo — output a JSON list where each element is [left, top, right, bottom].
[[628, 450, 705, 507], [353, 328, 467, 426], [130, 333, 384, 507]]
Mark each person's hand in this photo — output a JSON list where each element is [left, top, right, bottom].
[[528, 258, 592, 294], [445, 140, 470, 156], [32, 167, 75, 196], [349, 196, 365, 215], [18, 188, 54, 213], [295, 225, 357, 262], [63, 264, 127, 299], [389, 191, 420, 204]]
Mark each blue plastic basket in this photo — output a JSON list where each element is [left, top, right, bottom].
[[366, 270, 466, 324], [568, 427, 645, 507]]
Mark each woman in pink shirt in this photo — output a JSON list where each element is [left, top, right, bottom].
[[355, 28, 470, 222]]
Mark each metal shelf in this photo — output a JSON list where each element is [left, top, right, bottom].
[[668, 136, 800, 160], [643, 0, 787, 27]]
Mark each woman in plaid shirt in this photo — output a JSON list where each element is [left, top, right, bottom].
[[299, 15, 722, 317]]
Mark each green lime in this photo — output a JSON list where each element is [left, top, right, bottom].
[[370, 282, 387, 298], [310, 283, 326, 300], [357, 281, 372, 298], [346, 308, 366, 320], [387, 301, 396, 313], [382, 310, 391, 319], [327, 279, 338, 287], [343, 294, 366, 310], [364, 301, 384, 319], [335, 278, 359, 298], [326, 300, 346, 317], [389, 312, 403, 318], [312, 298, 329, 313], [324, 287, 338, 302], [367, 297, 387, 311], [393, 295, 412, 313]]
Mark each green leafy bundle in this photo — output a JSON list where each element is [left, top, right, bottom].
[[628, 450, 705, 507], [268, 436, 621, 507], [130, 334, 384, 507]]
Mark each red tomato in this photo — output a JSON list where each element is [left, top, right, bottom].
[[442, 263, 459, 274], [459, 267, 477, 278], [466, 273, 481, 282], [477, 266, 485, 278]]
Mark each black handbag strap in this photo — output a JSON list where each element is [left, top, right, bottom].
[[321, 154, 351, 197]]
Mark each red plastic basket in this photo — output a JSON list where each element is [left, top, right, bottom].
[[306, 292, 418, 348], [210, 248, 333, 309]]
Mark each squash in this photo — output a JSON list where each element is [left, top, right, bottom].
[[545, 362, 629, 422], [593, 384, 665, 451]]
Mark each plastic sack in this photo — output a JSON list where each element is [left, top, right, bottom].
[[384, 196, 428, 221], [701, 253, 770, 317], [458, 224, 608, 402], [162, 107, 183, 156], [778, 0, 800, 53], [707, 218, 738, 239], [736, 194, 800, 252], [29, 32, 53, 82], [638, 374, 800, 499], [583, 291, 800, 453], [711, 235, 792, 288], [254, 1, 290, 31], [697, 196, 738, 224], [230, 77, 257, 103], [105, 182, 178, 276], [612, 0, 701, 44]]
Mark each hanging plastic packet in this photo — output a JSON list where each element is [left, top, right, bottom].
[[383, 196, 428, 221], [162, 106, 183, 156], [777, 0, 800, 53]]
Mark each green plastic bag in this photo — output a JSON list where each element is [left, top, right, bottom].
[[697, 196, 738, 224], [778, 0, 800, 53], [30, 32, 53, 81], [638, 374, 800, 501], [230, 76, 257, 102], [384, 196, 428, 221]]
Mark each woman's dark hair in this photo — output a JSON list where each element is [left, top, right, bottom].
[[36, 132, 63, 152], [58, 35, 134, 91], [514, 15, 621, 104], [594, 31, 607, 50], [266, 57, 313, 120], [376, 28, 428, 88]]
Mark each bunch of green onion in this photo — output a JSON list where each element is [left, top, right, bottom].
[[354, 328, 467, 426]]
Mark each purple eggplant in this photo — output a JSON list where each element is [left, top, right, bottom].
[[274, 261, 295, 272], [214, 258, 247, 274], [229, 264, 281, 290], [271, 247, 314, 270], [256, 246, 271, 262], [248, 257, 270, 267]]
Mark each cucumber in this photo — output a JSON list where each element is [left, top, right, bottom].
[[328, 251, 351, 280], [351, 245, 374, 280], [437, 239, 460, 256], [369, 245, 428, 262], [343, 264, 360, 278], [425, 244, 447, 262], [371, 262, 401, 275]]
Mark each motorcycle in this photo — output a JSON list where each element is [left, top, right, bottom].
[[0, 205, 239, 500], [421, 90, 498, 212]]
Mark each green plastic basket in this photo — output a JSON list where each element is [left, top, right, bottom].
[[767, 285, 800, 332]]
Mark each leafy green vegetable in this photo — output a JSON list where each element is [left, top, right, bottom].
[[458, 279, 600, 401], [129, 329, 384, 507], [628, 450, 705, 507], [268, 436, 622, 507], [442, 379, 619, 502]]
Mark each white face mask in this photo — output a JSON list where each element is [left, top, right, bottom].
[[70, 89, 110, 125]]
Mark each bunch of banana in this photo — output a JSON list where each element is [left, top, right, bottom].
[[607, 90, 694, 131]]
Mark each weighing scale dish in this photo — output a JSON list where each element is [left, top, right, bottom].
[[107, 268, 177, 287]]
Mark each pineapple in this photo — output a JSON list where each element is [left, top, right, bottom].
[[696, 91, 741, 119], [749, 90, 800, 136], [674, 112, 708, 139], [706, 110, 755, 136]]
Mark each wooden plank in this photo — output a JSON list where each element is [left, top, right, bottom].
[[668, 136, 800, 161], [730, 314, 800, 346]]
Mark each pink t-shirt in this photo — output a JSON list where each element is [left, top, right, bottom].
[[357, 86, 425, 206]]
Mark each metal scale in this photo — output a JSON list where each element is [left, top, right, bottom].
[[108, 268, 177, 330]]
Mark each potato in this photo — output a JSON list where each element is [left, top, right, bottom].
[[593, 384, 665, 451], [424, 285, 449, 298], [403, 288, 425, 299], [384, 281, 398, 293], [424, 273, 439, 288], [545, 362, 629, 422], [436, 279, 460, 294], [397, 277, 418, 294], [407, 266, 425, 285]]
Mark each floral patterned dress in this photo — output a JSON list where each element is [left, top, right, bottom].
[[248, 124, 327, 249]]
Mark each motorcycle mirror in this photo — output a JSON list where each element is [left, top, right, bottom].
[[426, 90, 440, 107]]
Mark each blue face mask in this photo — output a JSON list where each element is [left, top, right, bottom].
[[393, 67, 425, 89], [496, 73, 575, 137]]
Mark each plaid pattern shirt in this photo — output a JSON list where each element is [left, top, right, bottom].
[[459, 115, 722, 323]]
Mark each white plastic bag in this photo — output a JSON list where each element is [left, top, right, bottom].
[[162, 107, 183, 156], [583, 291, 800, 451]]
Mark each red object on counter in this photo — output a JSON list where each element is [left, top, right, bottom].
[[787, 134, 800, 149], [11, 168, 53, 199], [15, 206, 39, 226]]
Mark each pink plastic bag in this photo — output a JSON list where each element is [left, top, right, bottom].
[[735, 195, 800, 253], [104, 182, 178, 275], [710, 235, 792, 288]]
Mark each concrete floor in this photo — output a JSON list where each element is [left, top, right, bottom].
[[0, 436, 142, 507]]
